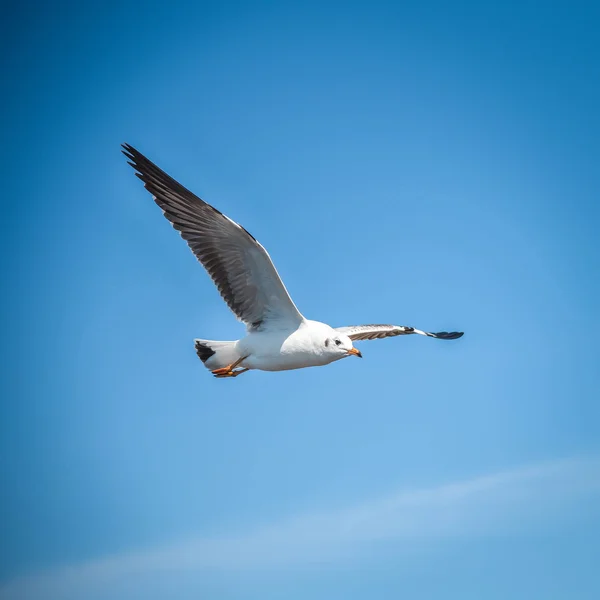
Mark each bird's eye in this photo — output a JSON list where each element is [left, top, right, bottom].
[[335, 339, 342, 346]]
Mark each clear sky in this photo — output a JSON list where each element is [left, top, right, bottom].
[[2, 1, 600, 599]]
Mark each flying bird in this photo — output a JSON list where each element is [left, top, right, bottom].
[[122, 144, 463, 378]]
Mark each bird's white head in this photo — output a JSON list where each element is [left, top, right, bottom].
[[323, 331, 362, 360]]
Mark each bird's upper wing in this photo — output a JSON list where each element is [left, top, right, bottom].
[[123, 144, 304, 330], [335, 324, 464, 341]]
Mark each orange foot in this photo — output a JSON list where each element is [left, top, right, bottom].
[[212, 367, 249, 378]]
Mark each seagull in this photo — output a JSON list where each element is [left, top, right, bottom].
[[122, 144, 463, 378]]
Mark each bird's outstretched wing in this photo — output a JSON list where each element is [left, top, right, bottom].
[[335, 324, 464, 341], [123, 144, 304, 330]]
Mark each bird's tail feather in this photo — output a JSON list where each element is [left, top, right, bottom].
[[194, 339, 241, 370]]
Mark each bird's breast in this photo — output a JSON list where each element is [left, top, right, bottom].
[[240, 329, 334, 372]]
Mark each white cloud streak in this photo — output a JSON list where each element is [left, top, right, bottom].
[[2, 456, 599, 600]]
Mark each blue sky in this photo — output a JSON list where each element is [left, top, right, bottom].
[[1, 1, 600, 598]]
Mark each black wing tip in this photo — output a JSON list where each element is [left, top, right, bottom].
[[122, 144, 153, 172], [122, 143, 150, 170], [195, 340, 216, 363], [121, 142, 136, 158], [122, 144, 143, 173], [433, 331, 464, 340], [121, 144, 173, 191]]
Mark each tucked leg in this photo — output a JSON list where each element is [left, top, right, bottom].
[[211, 356, 248, 378], [213, 367, 249, 379]]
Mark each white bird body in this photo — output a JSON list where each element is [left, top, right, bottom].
[[235, 320, 349, 372], [123, 144, 463, 378]]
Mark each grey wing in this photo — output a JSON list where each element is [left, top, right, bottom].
[[123, 144, 304, 330], [335, 324, 464, 341]]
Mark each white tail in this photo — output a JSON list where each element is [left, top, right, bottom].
[[194, 339, 241, 371]]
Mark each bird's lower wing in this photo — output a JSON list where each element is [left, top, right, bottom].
[[335, 324, 464, 341]]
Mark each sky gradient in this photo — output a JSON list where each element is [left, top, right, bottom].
[[2, 1, 600, 599]]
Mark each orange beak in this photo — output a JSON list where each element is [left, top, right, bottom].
[[347, 347, 362, 358]]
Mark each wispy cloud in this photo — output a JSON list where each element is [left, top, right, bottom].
[[3, 456, 599, 600]]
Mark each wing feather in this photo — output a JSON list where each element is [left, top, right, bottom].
[[335, 324, 464, 341], [123, 144, 303, 329]]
